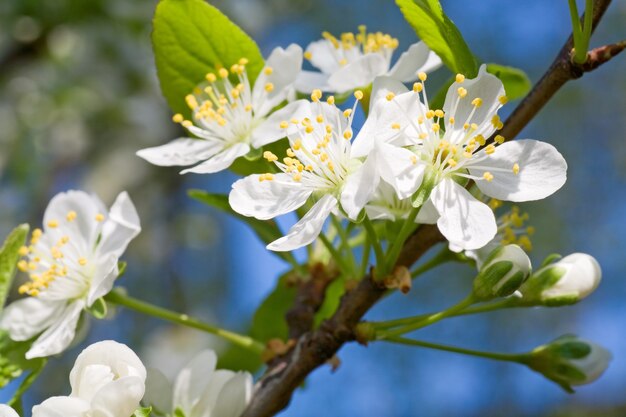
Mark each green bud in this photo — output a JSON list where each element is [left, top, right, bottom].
[[472, 244, 531, 301], [518, 253, 601, 307], [526, 335, 611, 392]]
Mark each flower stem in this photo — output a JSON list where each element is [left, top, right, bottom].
[[371, 298, 515, 330], [362, 215, 386, 279], [104, 290, 265, 354], [360, 233, 372, 277], [319, 232, 353, 277], [8, 359, 47, 409], [410, 247, 455, 279], [375, 296, 476, 339], [331, 215, 357, 273], [384, 206, 421, 274], [382, 336, 528, 363]]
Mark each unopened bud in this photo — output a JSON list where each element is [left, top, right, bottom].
[[384, 266, 412, 294], [519, 253, 601, 306], [526, 335, 611, 391], [472, 244, 531, 301]]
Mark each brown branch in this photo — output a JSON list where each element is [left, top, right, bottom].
[[243, 1, 619, 416], [491, 0, 614, 143]]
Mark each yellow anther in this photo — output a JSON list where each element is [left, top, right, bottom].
[[410, 155, 417, 164], [343, 130, 353, 140], [320, 153, 329, 162], [78, 258, 88, 266], [499, 95, 508, 105], [494, 135, 505, 144], [312, 149, 321, 155], [264, 83, 274, 92], [17, 260, 28, 272], [391, 123, 401, 130], [455, 74, 465, 83], [95, 213, 105, 222], [304, 51, 312, 60], [316, 115, 324, 123], [354, 90, 364, 100], [512, 163, 520, 175], [326, 96, 335, 105], [218, 68, 229, 78], [239, 58, 249, 65], [470, 123, 479, 131], [305, 126, 314, 134], [292, 172, 302, 182], [305, 164, 313, 171], [279, 121, 289, 129], [206, 73, 217, 82], [434, 109, 444, 118], [28, 261, 37, 270], [327, 161, 334, 172], [483, 172, 494, 182], [311, 89, 322, 102], [475, 135, 486, 146], [286, 148, 296, 157], [457, 87, 468, 98], [263, 151, 278, 162], [258, 173, 274, 182], [463, 151, 473, 158], [447, 159, 458, 167], [517, 235, 532, 251], [264, 66, 273, 75], [419, 133, 428, 139], [425, 110, 435, 119], [343, 109, 352, 118], [244, 104, 252, 112], [432, 124, 440, 133], [290, 118, 299, 125], [172, 113, 184, 124], [385, 92, 395, 101], [18, 246, 29, 256], [293, 139, 302, 150], [471, 97, 483, 107], [418, 72, 427, 81], [185, 95, 198, 110], [47, 220, 59, 228], [59, 236, 70, 245], [463, 122, 470, 130], [413, 82, 423, 93], [526, 226, 536, 235], [485, 144, 496, 155], [449, 117, 455, 125], [339, 58, 348, 66]]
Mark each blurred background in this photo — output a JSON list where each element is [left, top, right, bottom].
[[1, 0, 625, 416]]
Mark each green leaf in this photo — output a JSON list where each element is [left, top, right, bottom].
[[134, 407, 153, 417], [86, 297, 108, 319], [396, 0, 478, 77], [152, 0, 264, 117], [0, 330, 41, 390], [0, 224, 29, 312], [187, 190, 297, 265], [486, 64, 532, 101]]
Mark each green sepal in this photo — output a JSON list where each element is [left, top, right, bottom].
[[174, 407, 186, 417], [244, 146, 264, 162], [134, 407, 153, 417], [117, 261, 128, 278], [0, 224, 29, 313], [473, 261, 513, 300], [412, 171, 437, 208], [540, 253, 562, 268], [86, 297, 108, 319]]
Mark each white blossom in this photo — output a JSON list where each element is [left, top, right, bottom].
[[137, 45, 305, 174], [295, 26, 441, 93], [0, 191, 140, 359], [356, 65, 567, 250], [143, 350, 252, 417], [228, 91, 402, 251], [0, 405, 19, 417], [31, 340, 146, 417]]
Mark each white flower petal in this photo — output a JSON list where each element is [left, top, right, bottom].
[[210, 372, 253, 417], [86, 253, 119, 307], [70, 340, 146, 400], [0, 297, 65, 341], [143, 368, 174, 415], [470, 139, 567, 202], [0, 405, 19, 417], [388, 42, 442, 82], [327, 54, 388, 93], [415, 197, 439, 224], [229, 174, 311, 220], [32, 396, 90, 417], [375, 142, 424, 199], [352, 89, 423, 158], [25, 300, 84, 359], [90, 376, 146, 417], [98, 191, 141, 258], [181, 143, 250, 174], [294, 70, 331, 93], [267, 194, 337, 251], [443, 64, 505, 141], [173, 350, 217, 414], [253, 44, 303, 116], [340, 157, 379, 220], [368, 75, 409, 114], [250, 100, 310, 148], [305, 39, 341, 74], [430, 178, 497, 250], [136, 138, 222, 167]]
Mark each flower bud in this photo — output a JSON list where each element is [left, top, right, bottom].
[[519, 253, 601, 306], [472, 244, 531, 301], [526, 335, 611, 391]]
